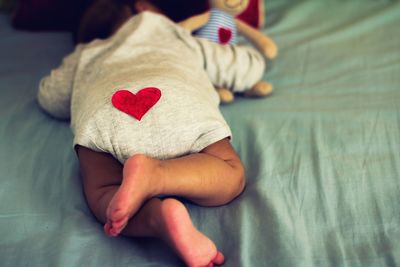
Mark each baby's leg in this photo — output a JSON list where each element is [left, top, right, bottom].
[[106, 138, 245, 235], [77, 147, 225, 266]]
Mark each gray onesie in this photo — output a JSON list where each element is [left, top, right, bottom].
[[38, 12, 265, 163]]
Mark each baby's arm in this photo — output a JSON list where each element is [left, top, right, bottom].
[[178, 11, 210, 32], [197, 38, 265, 93], [38, 45, 82, 119]]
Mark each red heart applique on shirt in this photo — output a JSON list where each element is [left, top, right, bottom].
[[218, 27, 232, 45], [112, 87, 161, 121]]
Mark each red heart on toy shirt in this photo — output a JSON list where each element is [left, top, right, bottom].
[[112, 87, 161, 121], [218, 27, 232, 45]]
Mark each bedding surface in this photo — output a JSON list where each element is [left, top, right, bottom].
[[1, 1, 400, 266]]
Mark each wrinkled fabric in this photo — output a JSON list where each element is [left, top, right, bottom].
[[38, 12, 232, 163]]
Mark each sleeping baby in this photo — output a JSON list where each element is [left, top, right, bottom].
[[38, 1, 266, 266]]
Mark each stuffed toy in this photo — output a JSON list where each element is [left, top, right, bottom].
[[179, 0, 278, 104]]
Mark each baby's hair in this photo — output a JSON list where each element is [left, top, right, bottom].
[[76, 0, 208, 44], [77, 0, 132, 44], [147, 0, 208, 22]]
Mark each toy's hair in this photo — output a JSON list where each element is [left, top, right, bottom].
[[76, 0, 208, 44]]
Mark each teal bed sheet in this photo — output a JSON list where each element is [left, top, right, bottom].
[[1, 1, 400, 266]]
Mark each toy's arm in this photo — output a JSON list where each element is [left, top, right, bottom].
[[236, 18, 278, 59], [38, 45, 82, 119], [178, 11, 210, 32]]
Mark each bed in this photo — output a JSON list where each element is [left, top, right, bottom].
[[1, 1, 400, 266]]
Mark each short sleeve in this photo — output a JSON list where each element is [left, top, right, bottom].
[[37, 45, 83, 119]]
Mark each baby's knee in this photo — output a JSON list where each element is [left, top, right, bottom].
[[223, 159, 246, 201], [234, 160, 246, 196]]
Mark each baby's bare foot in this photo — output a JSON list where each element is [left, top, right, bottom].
[[105, 154, 160, 237], [158, 199, 225, 267]]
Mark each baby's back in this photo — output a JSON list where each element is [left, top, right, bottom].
[[71, 12, 230, 163]]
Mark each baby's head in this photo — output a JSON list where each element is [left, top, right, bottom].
[[125, 0, 162, 15], [129, 0, 213, 27], [77, 0, 208, 43]]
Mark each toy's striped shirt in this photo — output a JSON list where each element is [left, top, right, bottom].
[[194, 8, 237, 45]]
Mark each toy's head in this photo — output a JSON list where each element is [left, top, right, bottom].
[[209, 0, 249, 16]]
